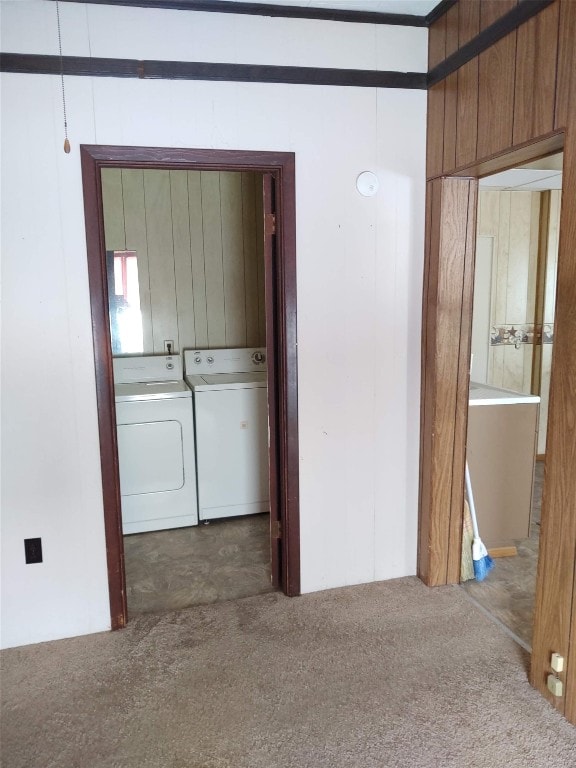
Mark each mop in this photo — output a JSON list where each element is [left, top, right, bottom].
[[465, 461, 494, 582]]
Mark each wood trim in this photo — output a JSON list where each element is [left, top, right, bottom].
[[80, 150, 127, 631], [418, 176, 477, 586], [448, 131, 565, 181], [427, 0, 555, 87], [0, 52, 427, 90], [80, 145, 300, 628], [55, 0, 430, 26], [489, 547, 518, 558], [531, 191, 551, 396], [531, 125, 576, 718]]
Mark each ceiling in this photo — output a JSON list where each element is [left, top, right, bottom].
[[217, 0, 441, 15], [480, 153, 563, 192]]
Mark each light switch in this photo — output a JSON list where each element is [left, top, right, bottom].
[[551, 653, 564, 673]]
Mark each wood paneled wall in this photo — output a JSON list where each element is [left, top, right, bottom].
[[427, 0, 568, 180], [102, 168, 265, 354], [422, 0, 576, 720]]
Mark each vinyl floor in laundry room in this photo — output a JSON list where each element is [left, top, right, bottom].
[[461, 461, 543, 649], [124, 514, 274, 616]]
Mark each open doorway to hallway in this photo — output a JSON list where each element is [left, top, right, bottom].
[[461, 152, 563, 650]]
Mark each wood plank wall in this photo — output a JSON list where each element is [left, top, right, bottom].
[[422, 0, 576, 719], [101, 168, 265, 354]]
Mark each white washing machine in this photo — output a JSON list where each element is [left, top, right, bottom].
[[184, 348, 269, 521], [114, 354, 198, 534]]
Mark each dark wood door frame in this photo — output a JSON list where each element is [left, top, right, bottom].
[[80, 145, 300, 629]]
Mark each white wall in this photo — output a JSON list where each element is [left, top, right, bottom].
[[0, 1, 427, 647]]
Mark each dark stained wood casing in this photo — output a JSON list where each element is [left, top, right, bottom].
[[81, 146, 300, 629]]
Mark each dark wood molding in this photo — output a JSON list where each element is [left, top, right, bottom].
[[427, 0, 555, 87], [53, 0, 429, 27], [80, 145, 300, 628], [0, 52, 427, 90]]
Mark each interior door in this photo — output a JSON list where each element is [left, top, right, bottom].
[[262, 173, 282, 589]]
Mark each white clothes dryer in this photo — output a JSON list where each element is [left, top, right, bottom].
[[184, 348, 269, 522], [114, 355, 198, 534]]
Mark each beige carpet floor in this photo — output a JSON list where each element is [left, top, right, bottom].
[[2, 578, 575, 768]]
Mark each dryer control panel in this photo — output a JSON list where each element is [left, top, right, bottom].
[[184, 347, 266, 375]]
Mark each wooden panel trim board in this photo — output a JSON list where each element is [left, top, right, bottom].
[[56, 0, 454, 27], [0, 53, 428, 90], [418, 176, 477, 586], [81, 145, 300, 629], [531, 124, 576, 718]]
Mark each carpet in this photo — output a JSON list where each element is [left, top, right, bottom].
[[1, 577, 575, 768]]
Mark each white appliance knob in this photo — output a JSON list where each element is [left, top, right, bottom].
[[252, 351, 265, 364], [166, 362, 174, 370], [194, 356, 202, 364], [207, 356, 214, 364]]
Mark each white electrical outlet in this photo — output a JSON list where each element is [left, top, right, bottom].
[[547, 674, 563, 697], [164, 340, 174, 355], [551, 652, 564, 673]]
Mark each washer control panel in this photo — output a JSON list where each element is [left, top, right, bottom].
[[184, 348, 266, 375]]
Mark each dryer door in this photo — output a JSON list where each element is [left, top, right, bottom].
[[117, 420, 184, 496]]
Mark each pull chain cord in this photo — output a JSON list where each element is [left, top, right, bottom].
[[56, 1, 70, 154]]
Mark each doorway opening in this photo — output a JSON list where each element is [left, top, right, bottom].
[[81, 146, 299, 629], [461, 152, 563, 650]]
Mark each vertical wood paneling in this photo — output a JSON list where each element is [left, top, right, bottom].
[[555, 0, 576, 130], [170, 170, 196, 351], [201, 172, 226, 347], [480, 0, 517, 30], [456, 59, 479, 168], [427, 82, 446, 179], [418, 177, 478, 586], [446, 178, 477, 583], [459, 0, 480, 45], [513, 2, 559, 146], [532, 126, 576, 718], [188, 171, 209, 348], [242, 172, 261, 347], [101, 168, 125, 251], [418, 180, 440, 585], [443, 73, 458, 172], [220, 172, 247, 347], [122, 169, 153, 353], [428, 14, 447, 69], [143, 169, 179, 353], [445, 3, 459, 55], [477, 32, 517, 160], [456, 0, 480, 168]]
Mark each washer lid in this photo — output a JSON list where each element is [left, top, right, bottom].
[[186, 372, 267, 392], [115, 380, 192, 402]]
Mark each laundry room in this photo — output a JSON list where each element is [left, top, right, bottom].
[[101, 166, 274, 616]]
